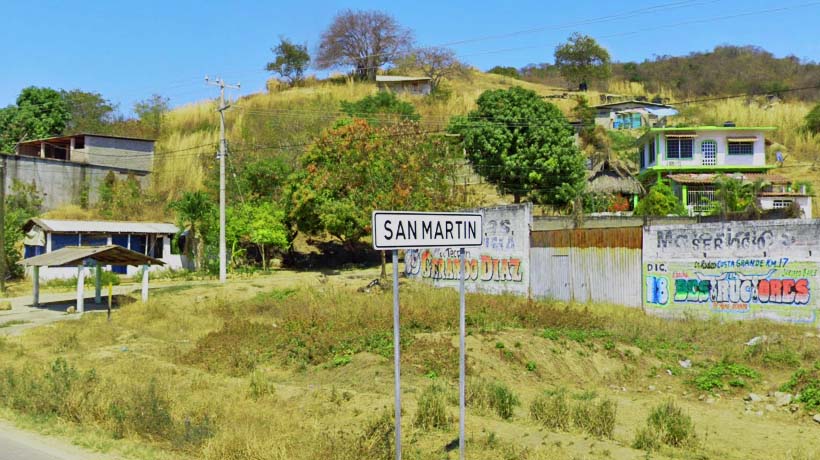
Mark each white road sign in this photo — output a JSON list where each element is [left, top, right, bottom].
[[372, 211, 483, 250]]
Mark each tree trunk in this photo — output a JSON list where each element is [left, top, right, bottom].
[[195, 232, 205, 272], [260, 244, 267, 271], [380, 250, 387, 279], [513, 194, 521, 204]]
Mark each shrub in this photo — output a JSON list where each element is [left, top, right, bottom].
[[357, 409, 395, 459], [646, 400, 696, 447], [414, 383, 450, 430], [632, 426, 660, 451], [469, 379, 520, 420], [781, 367, 820, 410], [248, 369, 276, 400], [693, 361, 758, 392], [530, 390, 571, 430], [586, 399, 617, 439]]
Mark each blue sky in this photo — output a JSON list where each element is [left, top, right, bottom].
[[2, 0, 819, 113]]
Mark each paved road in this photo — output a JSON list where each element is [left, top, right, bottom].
[[0, 421, 111, 460]]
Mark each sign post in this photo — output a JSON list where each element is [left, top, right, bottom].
[[372, 211, 483, 460]]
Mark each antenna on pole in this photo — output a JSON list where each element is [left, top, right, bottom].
[[205, 76, 240, 284]]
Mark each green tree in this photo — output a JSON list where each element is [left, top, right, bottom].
[[133, 94, 169, 138], [4, 180, 44, 278], [340, 91, 420, 126], [285, 119, 457, 246], [60, 89, 117, 134], [554, 33, 611, 88], [806, 102, 820, 134], [634, 181, 686, 216], [711, 175, 768, 219], [0, 87, 70, 152], [168, 191, 216, 271], [448, 86, 586, 206], [266, 37, 311, 85], [488, 66, 519, 78], [227, 201, 289, 270]]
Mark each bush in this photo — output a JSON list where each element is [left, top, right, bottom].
[[414, 383, 450, 430], [530, 390, 571, 430], [632, 426, 660, 451], [469, 379, 519, 420], [645, 400, 696, 448], [693, 361, 759, 392], [781, 367, 820, 410]]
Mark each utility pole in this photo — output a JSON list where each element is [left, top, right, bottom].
[[206, 76, 240, 284], [0, 155, 5, 293]]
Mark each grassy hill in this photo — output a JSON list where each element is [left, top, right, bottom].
[[147, 71, 820, 216]]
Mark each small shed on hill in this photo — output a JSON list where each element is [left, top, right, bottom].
[[376, 75, 432, 95], [593, 100, 678, 129]]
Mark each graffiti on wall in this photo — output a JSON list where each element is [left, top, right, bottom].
[[405, 205, 530, 295], [644, 221, 820, 324]]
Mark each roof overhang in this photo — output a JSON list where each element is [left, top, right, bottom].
[[20, 245, 165, 267]]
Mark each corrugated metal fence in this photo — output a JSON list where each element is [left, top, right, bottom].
[[530, 227, 642, 307]]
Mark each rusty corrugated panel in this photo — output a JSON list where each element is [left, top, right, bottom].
[[531, 227, 642, 249]]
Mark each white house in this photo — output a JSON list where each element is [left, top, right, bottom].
[[22, 218, 191, 280], [376, 75, 432, 95], [637, 126, 812, 218], [593, 100, 678, 130]]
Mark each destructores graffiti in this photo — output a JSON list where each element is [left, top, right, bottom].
[[643, 220, 820, 324]]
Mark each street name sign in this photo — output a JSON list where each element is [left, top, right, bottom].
[[371, 211, 483, 249]]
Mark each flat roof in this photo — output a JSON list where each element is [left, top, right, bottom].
[[17, 133, 155, 146], [25, 218, 178, 235], [376, 75, 432, 82], [638, 126, 776, 143], [593, 100, 674, 109], [19, 245, 165, 267]]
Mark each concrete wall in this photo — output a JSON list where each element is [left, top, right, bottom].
[[643, 219, 820, 325], [759, 196, 812, 219], [404, 204, 531, 296], [83, 136, 154, 172], [4, 155, 150, 211]]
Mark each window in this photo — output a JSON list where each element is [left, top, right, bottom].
[[74, 136, 85, 149], [728, 141, 754, 155], [773, 199, 793, 209], [131, 235, 147, 255], [648, 141, 656, 164], [51, 234, 79, 251], [80, 234, 108, 247], [24, 245, 44, 258], [666, 138, 693, 159]]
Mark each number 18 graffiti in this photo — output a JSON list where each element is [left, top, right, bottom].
[[646, 276, 669, 305]]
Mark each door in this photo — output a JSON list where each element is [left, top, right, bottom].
[[702, 140, 716, 166], [111, 235, 129, 274]]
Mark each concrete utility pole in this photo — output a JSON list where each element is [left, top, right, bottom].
[[206, 76, 240, 284]]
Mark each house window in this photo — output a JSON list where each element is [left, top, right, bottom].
[[51, 234, 80, 251], [74, 136, 85, 149], [728, 141, 754, 155], [773, 199, 793, 209], [666, 137, 693, 159], [648, 141, 656, 164]]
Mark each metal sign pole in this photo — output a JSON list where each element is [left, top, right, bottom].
[[458, 247, 467, 460], [392, 249, 402, 460]]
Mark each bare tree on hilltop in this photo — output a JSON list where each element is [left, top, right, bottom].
[[316, 9, 413, 81]]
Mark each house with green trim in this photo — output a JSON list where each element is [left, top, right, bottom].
[[637, 125, 812, 217]]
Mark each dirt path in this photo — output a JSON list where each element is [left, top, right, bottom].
[[0, 420, 113, 460]]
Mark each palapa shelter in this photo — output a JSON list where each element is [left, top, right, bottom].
[[587, 159, 645, 211], [20, 245, 164, 313]]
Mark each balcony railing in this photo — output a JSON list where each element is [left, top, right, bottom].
[[687, 190, 716, 215]]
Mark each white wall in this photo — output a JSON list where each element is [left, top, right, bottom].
[[654, 130, 767, 168]]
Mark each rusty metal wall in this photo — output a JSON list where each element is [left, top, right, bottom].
[[530, 227, 642, 307]]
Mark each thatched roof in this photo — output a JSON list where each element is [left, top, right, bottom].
[[587, 159, 644, 195]]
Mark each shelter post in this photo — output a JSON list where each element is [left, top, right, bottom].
[[32, 266, 40, 307], [95, 262, 102, 304], [141, 265, 149, 302], [76, 265, 85, 314]]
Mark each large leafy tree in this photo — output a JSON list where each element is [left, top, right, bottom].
[[133, 94, 170, 138], [0, 87, 70, 152], [266, 37, 310, 85], [4, 181, 43, 278], [448, 86, 587, 206], [554, 33, 611, 88], [285, 119, 457, 246], [315, 9, 413, 81], [61, 89, 118, 134], [227, 201, 289, 270]]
